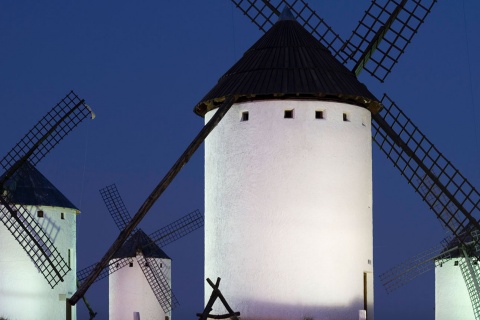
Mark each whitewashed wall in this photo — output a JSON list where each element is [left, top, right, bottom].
[[0, 205, 77, 320], [436, 258, 475, 320], [109, 256, 172, 320], [204, 100, 374, 320]]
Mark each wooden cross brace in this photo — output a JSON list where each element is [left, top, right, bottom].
[[196, 278, 240, 320]]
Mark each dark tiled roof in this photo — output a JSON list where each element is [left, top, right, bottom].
[[113, 229, 170, 259], [194, 9, 381, 117], [1, 162, 78, 210]]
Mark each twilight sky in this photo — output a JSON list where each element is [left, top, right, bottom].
[[1, 1, 479, 319]]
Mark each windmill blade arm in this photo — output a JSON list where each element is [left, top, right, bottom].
[[0, 196, 70, 288], [137, 255, 179, 313], [345, 0, 437, 82], [146, 209, 203, 248], [379, 240, 455, 293], [231, 0, 349, 62], [69, 95, 236, 306], [100, 184, 133, 231], [372, 94, 480, 252], [0, 91, 94, 187], [77, 257, 133, 285]]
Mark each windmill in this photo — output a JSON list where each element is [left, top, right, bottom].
[[70, 2, 480, 319], [75, 184, 203, 320], [379, 176, 480, 319], [0, 91, 94, 319], [379, 228, 480, 319]]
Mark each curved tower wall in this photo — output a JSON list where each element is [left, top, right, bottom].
[[0, 205, 77, 320], [109, 256, 172, 320], [205, 99, 373, 320], [435, 258, 475, 320]]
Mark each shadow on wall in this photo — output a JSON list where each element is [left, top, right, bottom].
[[36, 208, 61, 244]]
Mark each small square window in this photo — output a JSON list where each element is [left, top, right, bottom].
[[241, 111, 249, 121], [454, 261, 459, 266], [315, 110, 324, 119], [61, 212, 65, 220], [37, 210, 44, 218], [284, 109, 294, 119], [343, 113, 349, 122], [129, 262, 134, 267]]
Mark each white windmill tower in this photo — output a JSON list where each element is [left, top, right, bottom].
[[435, 233, 479, 320], [109, 229, 173, 320], [194, 8, 379, 320], [0, 91, 93, 320], [0, 163, 79, 320]]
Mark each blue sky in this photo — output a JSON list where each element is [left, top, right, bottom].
[[1, 1, 479, 319]]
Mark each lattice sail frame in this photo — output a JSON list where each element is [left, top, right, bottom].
[[344, 0, 438, 82], [459, 243, 480, 320], [100, 184, 133, 231], [138, 253, 180, 313], [379, 241, 454, 293], [372, 94, 480, 255], [0, 91, 93, 288], [1, 91, 94, 186]]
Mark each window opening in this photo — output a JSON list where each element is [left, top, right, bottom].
[[343, 113, 349, 121], [61, 212, 65, 220], [37, 210, 44, 218], [241, 111, 249, 121], [284, 109, 294, 119], [315, 110, 324, 119]]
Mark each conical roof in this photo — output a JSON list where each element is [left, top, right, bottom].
[[112, 229, 170, 259], [194, 8, 381, 117], [1, 162, 78, 210]]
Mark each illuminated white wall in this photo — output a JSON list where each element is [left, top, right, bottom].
[[435, 258, 475, 320], [0, 205, 77, 320], [204, 100, 374, 320], [109, 256, 172, 320]]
